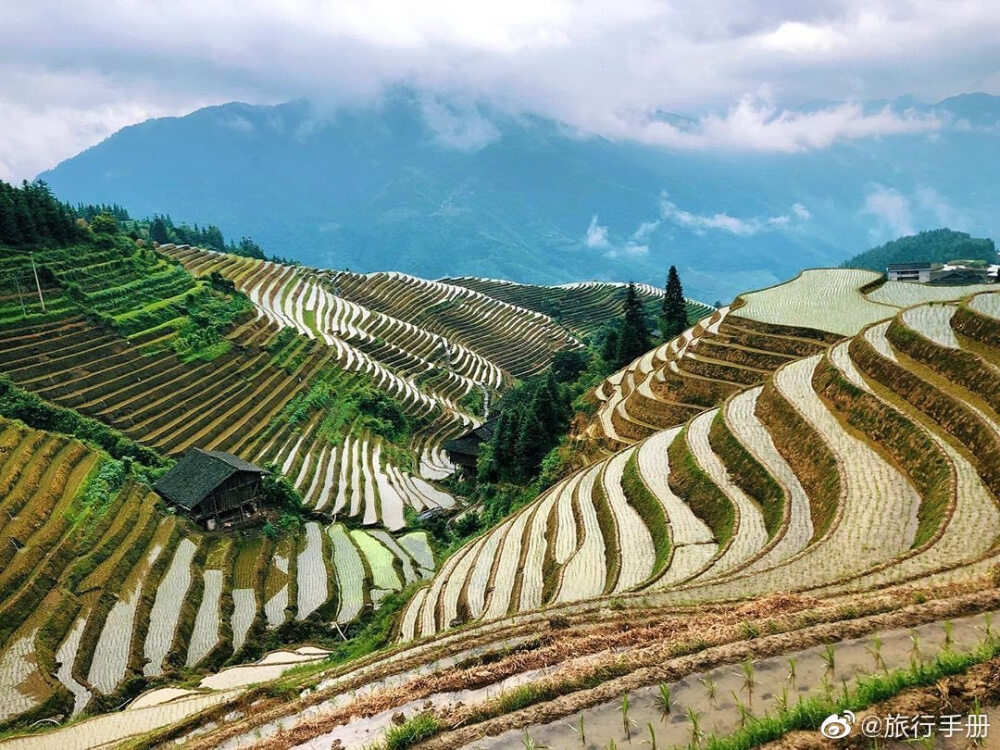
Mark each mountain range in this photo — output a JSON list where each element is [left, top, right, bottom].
[[38, 91, 1000, 302]]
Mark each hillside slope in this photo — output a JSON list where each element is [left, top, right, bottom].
[[0, 238, 596, 525], [1, 227, 686, 732], [61, 283, 1000, 750], [0, 420, 434, 725], [589, 269, 997, 449], [404, 282, 1000, 637], [842, 228, 997, 272], [442, 277, 715, 339]]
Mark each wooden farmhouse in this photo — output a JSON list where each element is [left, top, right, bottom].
[[442, 417, 497, 478], [154, 448, 269, 529]]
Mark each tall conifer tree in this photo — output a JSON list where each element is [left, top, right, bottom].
[[660, 265, 688, 341], [615, 282, 651, 368]]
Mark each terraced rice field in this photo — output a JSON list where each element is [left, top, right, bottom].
[[154, 245, 623, 512], [0, 245, 624, 548], [0, 274, 458, 530], [1, 243, 617, 540], [443, 276, 715, 338], [160, 247, 583, 455], [734, 268, 893, 336], [590, 270, 1000, 447], [866, 279, 997, 306], [2, 259, 997, 748], [477, 609, 999, 749], [116, 582, 1000, 750], [0, 419, 438, 724], [404, 291, 1000, 639]]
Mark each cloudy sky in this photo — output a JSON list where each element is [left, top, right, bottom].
[[2, 0, 999, 182]]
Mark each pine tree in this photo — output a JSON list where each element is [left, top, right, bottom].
[[615, 282, 651, 368], [489, 408, 520, 478], [0, 187, 18, 245], [11, 190, 37, 244], [600, 327, 620, 367], [149, 216, 170, 244], [530, 371, 563, 438], [513, 409, 546, 481], [660, 265, 688, 341]]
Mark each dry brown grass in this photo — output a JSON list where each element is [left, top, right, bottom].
[[164, 582, 1000, 750]]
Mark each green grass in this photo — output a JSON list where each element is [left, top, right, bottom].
[[707, 410, 784, 538], [755, 381, 839, 544], [592, 475, 622, 594], [383, 713, 442, 750], [301, 307, 318, 338], [666, 427, 735, 546], [701, 637, 1000, 750], [621, 451, 671, 580], [178, 338, 231, 362], [67, 456, 127, 524]]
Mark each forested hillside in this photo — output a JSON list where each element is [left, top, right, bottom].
[[842, 228, 997, 271]]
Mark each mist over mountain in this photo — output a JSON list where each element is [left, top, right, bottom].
[[38, 91, 1000, 302]]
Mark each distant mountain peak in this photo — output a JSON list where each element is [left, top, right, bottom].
[[38, 93, 999, 302]]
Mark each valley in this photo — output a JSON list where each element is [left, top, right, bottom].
[[0, 191, 998, 750], [5, 4, 1000, 748]]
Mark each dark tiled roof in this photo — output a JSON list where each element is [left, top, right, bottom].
[[201, 450, 269, 473], [929, 268, 991, 285], [154, 448, 268, 510], [442, 436, 484, 457], [887, 262, 933, 271], [443, 417, 499, 458]]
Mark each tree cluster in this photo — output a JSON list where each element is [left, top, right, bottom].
[[147, 213, 267, 260], [600, 282, 652, 371], [597, 271, 691, 372], [74, 202, 131, 223], [478, 371, 571, 484], [0, 179, 83, 247]]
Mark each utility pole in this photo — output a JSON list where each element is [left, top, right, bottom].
[[30, 253, 45, 312], [14, 277, 27, 318]]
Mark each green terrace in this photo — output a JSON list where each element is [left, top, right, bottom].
[[0, 239, 452, 530]]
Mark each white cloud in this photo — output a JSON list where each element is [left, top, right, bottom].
[[758, 21, 843, 53], [218, 114, 256, 134], [605, 243, 649, 259], [630, 220, 660, 241], [585, 215, 610, 248], [659, 194, 761, 236], [862, 184, 914, 238], [914, 185, 965, 228], [631, 95, 943, 153], [1, 0, 999, 179], [861, 183, 973, 241], [658, 193, 811, 235], [587, 217, 654, 258], [418, 97, 500, 151]]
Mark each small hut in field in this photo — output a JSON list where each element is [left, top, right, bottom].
[[442, 417, 498, 479], [154, 449, 269, 529]]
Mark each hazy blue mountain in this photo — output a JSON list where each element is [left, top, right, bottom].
[[38, 91, 1000, 302]]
